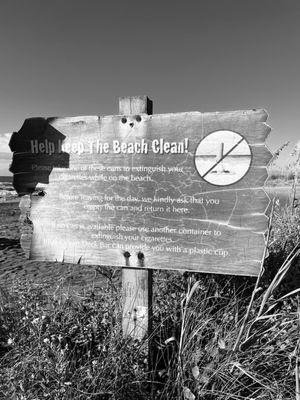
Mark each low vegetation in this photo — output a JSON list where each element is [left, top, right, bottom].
[[268, 142, 300, 186], [0, 170, 299, 398], [268, 167, 296, 184]]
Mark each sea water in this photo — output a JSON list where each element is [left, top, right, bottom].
[[0, 177, 17, 202]]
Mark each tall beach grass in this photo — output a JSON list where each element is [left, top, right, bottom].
[[0, 185, 300, 398]]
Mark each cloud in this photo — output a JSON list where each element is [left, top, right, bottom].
[[0, 133, 12, 153], [0, 153, 12, 176]]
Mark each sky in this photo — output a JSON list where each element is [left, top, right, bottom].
[[0, 0, 299, 176]]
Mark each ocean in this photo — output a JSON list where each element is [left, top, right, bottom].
[[0, 176, 18, 202]]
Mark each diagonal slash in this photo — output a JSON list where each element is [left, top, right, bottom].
[[202, 137, 245, 179]]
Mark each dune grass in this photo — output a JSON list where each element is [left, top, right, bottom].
[[0, 200, 299, 399], [267, 166, 300, 188]]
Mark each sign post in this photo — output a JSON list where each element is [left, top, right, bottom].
[[119, 96, 153, 341], [9, 97, 273, 345]]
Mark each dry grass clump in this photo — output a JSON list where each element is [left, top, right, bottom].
[[0, 202, 299, 399], [268, 167, 295, 184], [151, 265, 300, 400], [0, 281, 149, 399], [268, 141, 300, 187]]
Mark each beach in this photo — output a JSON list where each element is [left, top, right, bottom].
[[0, 198, 113, 293]]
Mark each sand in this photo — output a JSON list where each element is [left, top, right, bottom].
[[0, 200, 118, 294]]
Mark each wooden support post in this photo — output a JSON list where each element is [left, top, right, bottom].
[[120, 96, 153, 341]]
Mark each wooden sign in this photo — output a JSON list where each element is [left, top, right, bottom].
[[9, 101, 272, 276]]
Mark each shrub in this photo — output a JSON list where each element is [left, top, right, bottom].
[[0, 205, 299, 399]]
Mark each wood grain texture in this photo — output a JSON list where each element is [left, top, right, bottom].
[[19, 195, 33, 258], [10, 107, 272, 276], [119, 95, 153, 115], [122, 264, 153, 339], [119, 96, 153, 341]]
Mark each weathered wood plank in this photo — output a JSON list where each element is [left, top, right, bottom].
[[203, 109, 271, 144], [10, 153, 69, 174], [118, 96, 153, 341], [19, 195, 33, 258], [122, 264, 153, 339], [119, 95, 153, 115], [249, 145, 273, 167], [10, 107, 272, 277]]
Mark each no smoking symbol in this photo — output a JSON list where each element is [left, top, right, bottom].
[[195, 130, 252, 186]]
